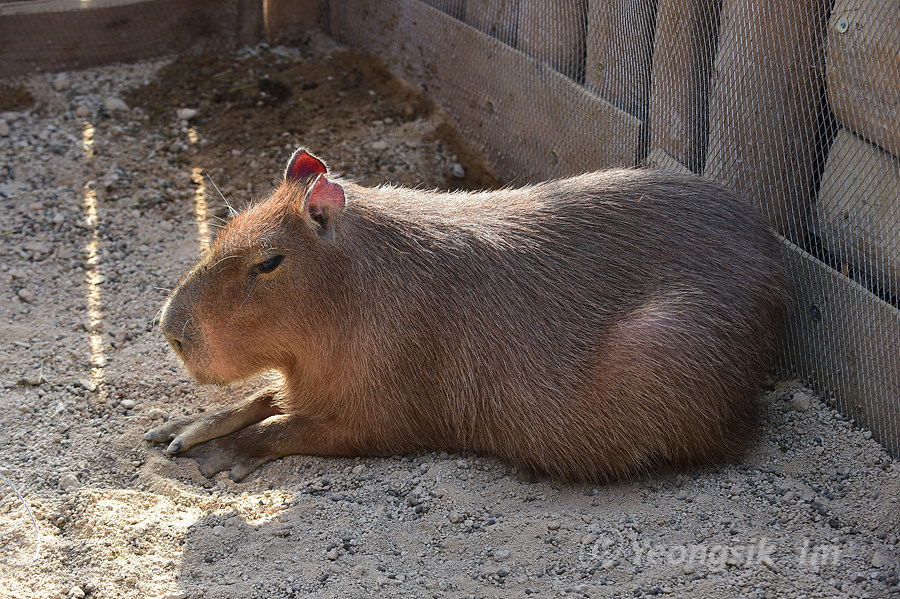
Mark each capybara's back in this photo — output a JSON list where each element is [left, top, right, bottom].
[[153, 151, 787, 482]]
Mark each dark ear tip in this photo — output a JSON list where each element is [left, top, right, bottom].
[[285, 147, 328, 181]]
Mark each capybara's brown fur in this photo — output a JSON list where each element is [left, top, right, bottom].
[[148, 148, 786, 482]]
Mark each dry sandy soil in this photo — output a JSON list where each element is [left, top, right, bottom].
[[1, 35, 898, 599]]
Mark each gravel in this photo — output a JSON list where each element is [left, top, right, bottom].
[[0, 40, 897, 599]]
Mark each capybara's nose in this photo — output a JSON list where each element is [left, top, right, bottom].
[[165, 334, 186, 357], [159, 299, 194, 358]]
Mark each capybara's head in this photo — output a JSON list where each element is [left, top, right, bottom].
[[159, 149, 348, 384]]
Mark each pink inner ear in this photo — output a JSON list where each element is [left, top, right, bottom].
[[307, 176, 345, 215], [285, 148, 327, 181]]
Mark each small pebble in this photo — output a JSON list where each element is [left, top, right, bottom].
[[120, 399, 136, 409], [370, 140, 389, 151], [17, 288, 34, 303], [52, 73, 70, 91], [104, 96, 129, 112], [58, 473, 81, 491], [176, 108, 198, 120], [547, 520, 561, 531], [493, 548, 510, 562], [0, 120, 9, 137], [326, 548, 339, 561], [76, 106, 91, 118], [350, 565, 366, 579], [790, 392, 811, 413], [872, 551, 893, 569], [68, 586, 85, 599]]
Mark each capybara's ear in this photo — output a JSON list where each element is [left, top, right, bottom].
[[284, 147, 327, 182], [300, 174, 345, 242], [306, 175, 345, 217]]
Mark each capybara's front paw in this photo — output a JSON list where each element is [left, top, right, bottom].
[[145, 393, 282, 458]]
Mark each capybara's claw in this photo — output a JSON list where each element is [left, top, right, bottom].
[[166, 437, 184, 454], [144, 414, 197, 445], [143, 426, 175, 443]]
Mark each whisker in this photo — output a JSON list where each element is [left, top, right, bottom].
[[227, 289, 257, 325], [197, 220, 225, 230], [206, 214, 228, 226], [205, 171, 239, 219], [151, 304, 165, 327], [212, 253, 243, 270]]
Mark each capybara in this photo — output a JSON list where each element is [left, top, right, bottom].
[[146, 148, 786, 482]]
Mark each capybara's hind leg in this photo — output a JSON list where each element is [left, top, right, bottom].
[[586, 292, 758, 474], [144, 388, 282, 454]]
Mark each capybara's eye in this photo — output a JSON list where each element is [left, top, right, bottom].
[[256, 254, 284, 274]]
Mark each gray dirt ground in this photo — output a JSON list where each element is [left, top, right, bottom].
[[0, 38, 898, 599]]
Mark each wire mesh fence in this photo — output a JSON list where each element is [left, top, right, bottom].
[[1, 0, 898, 456], [329, 0, 900, 457]]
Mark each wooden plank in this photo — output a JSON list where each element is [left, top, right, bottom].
[[585, 0, 657, 123], [517, 0, 587, 81], [465, 0, 519, 46], [826, 0, 900, 158], [647, 0, 720, 173], [0, 0, 263, 78], [817, 128, 900, 296], [704, 0, 829, 240], [330, 0, 642, 182], [779, 235, 900, 456]]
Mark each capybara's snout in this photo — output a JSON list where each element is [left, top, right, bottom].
[[159, 290, 202, 363]]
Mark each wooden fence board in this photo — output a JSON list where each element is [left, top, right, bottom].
[[648, 0, 720, 173], [704, 0, 828, 239], [517, 0, 587, 81], [330, 0, 641, 182], [780, 235, 900, 455], [585, 0, 657, 124], [0, 0, 262, 79], [817, 128, 900, 296], [465, 0, 518, 46], [826, 0, 900, 158]]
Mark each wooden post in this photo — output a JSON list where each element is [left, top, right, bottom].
[[817, 128, 900, 296], [517, 0, 587, 81], [465, 0, 519, 46], [647, 0, 721, 173], [585, 0, 658, 123], [704, 0, 829, 239], [826, 0, 900, 158]]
